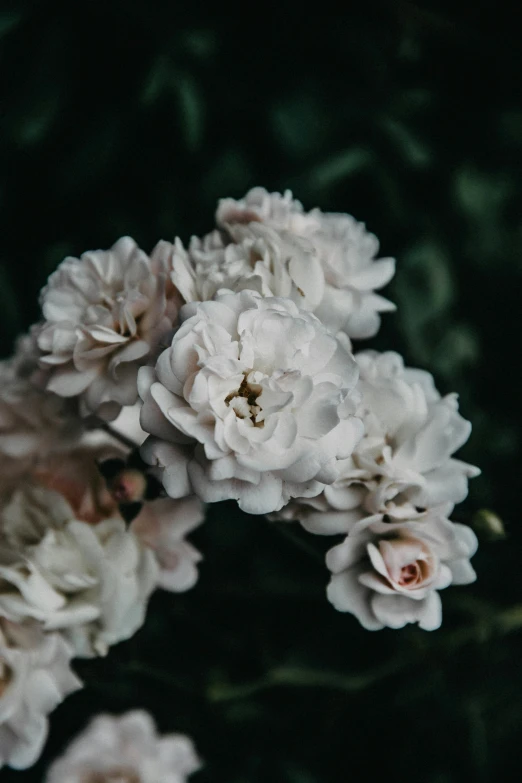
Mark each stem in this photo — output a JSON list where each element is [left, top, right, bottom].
[[90, 417, 140, 451], [206, 602, 522, 703], [207, 661, 402, 702]]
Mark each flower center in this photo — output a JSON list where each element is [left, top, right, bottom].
[[225, 374, 263, 425], [0, 657, 13, 697], [82, 768, 140, 783], [398, 563, 421, 587]]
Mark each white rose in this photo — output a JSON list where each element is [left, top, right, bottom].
[[283, 350, 479, 536], [171, 222, 324, 312], [36, 237, 178, 419], [216, 187, 396, 339], [138, 289, 363, 515], [326, 512, 478, 630], [45, 710, 201, 783], [217, 186, 314, 234], [132, 496, 204, 592], [0, 620, 81, 770], [301, 211, 396, 339], [0, 485, 158, 658]]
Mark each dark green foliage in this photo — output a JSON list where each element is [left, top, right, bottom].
[[1, 2, 521, 781]]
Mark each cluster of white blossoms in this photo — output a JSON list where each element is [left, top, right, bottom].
[[45, 710, 201, 783], [0, 187, 480, 772]]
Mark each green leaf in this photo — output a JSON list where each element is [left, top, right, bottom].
[[454, 165, 513, 219], [271, 93, 330, 158], [11, 91, 61, 147], [0, 10, 22, 38], [172, 73, 205, 152], [380, 117, 432, 168], [306, 148, 372, 190]]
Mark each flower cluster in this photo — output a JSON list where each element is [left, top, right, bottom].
[[0, 187, 480, 772]]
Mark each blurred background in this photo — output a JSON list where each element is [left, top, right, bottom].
[[1, 2, 521, 781]]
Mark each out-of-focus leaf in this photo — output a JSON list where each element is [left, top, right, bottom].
[[0, 10, 22, 37], [454, 166, 513, 219], [434, 323, 480, 376], [380, 117, 432, 168], [179, 29, 217, 60], [395, 240, 455, 323], [172, 72, 205, 152], [306, 148, 372, 190], [271, 93, 330, 158], [10, 90, 62, 146], [141, 54, 171, 105]]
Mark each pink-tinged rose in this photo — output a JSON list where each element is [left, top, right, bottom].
[[326, 511, 478, 631]]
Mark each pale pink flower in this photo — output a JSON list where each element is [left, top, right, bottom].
[[326, 511, 478, 630], [132, 496, 204, 592], [45, 710, 201, 783]]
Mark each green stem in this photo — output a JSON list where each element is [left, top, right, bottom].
[[207, 660, 403, 702]]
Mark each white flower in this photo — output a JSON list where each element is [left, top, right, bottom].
[[36, 237, 178, 420], [216, 187, 396, 339], [283, 351, 479, 536], [0, 485, 158, 658], [171, 222, 324, 312], [302, 211, 396, 339], [132, 496, 204, 592], [0, 620, 81, 770], [217, 186, 313, 234], [45, 710, 202, 783], [0, 358, 82, 499], [326, 511, 478, 630], [138, 290, 363, 515], [110, 403, 148, 447]]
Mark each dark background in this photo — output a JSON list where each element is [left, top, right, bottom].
[[1, 2, 521, 781]]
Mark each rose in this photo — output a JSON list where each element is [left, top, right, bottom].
[[326, 512, 478, 630], [139, 289, 363, 514], [0, 485, 158, 658], [36, 237, 179, 419], [171, 222, 324, 312], [276, 350, 479, 536], [216, 187, 396, 339]]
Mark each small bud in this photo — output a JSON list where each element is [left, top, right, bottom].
[[108, 469, 148, 504], [472, 509, 506, 540]]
